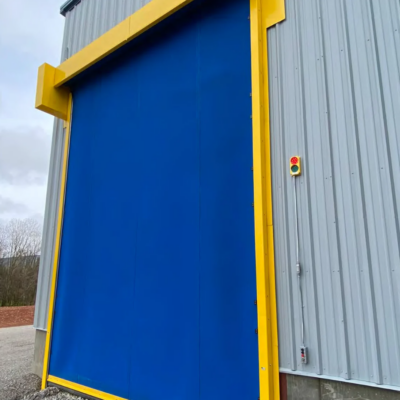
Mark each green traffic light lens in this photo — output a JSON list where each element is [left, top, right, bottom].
[[291, 165, 299, 173]]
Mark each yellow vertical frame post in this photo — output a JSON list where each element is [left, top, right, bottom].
[[41, 94, 73, 389], [250, 0, 284, 399]]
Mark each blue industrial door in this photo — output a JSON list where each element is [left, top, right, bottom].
[[49, 0, 258, 398]]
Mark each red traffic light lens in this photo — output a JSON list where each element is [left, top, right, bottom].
[[291, 157, 299, 165]]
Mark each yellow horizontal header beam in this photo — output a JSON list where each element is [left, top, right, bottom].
[[35, 0, 284, 122], [54, 0, 194, 87], [36, 0, 193, 120]]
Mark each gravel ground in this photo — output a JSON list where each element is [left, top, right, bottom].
[[0, 326, 36, 394], [21, 387, 84, 400], [0, 326, 82, 400]]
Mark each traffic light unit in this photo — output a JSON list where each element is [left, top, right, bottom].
[[290, 156, 301, 176]]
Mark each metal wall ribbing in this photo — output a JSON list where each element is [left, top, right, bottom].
[[269, 0, 400, 389], [34, 119, 64, 330]]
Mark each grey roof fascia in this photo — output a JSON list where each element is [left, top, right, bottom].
[[60, 0, 82, 16]]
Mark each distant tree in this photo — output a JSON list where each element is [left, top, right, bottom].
[[0, 219, 41, 307]]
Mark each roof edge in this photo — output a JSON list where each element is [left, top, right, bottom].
[[60, 0, 82, 16]]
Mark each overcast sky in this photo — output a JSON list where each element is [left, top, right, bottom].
[[0, 0, 64, 225]]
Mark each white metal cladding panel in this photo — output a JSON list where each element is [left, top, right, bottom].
[[34, 0, 153, 330], [269, 0, 400, 389]]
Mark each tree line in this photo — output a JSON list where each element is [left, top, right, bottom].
[[0, 219, 41, 307]]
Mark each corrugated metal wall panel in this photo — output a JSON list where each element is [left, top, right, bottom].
[[270, 0, 400, 389], [34, 120, 65, 330], [34, 0, 154, 331]]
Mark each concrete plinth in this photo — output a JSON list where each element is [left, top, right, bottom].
[[32, 329, 46, 378], [281, 374, 400, 400]]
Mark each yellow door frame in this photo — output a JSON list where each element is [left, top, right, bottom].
[[250, 0, 285, 398], [36, 0, 285, 399], [41, 93, 72, 391]]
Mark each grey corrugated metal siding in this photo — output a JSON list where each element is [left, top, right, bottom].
[[34, 120, 65, 330], [34, 0, 153, 331], [270, 0, 400, 389]]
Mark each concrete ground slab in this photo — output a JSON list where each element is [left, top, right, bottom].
[[0, 325, 40, 400], [0, 326, 35, 388]]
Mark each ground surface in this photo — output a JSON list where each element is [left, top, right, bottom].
[[0, 323, 81, 400], [0, 307, 35, 329], [0, 325, 38, 399]]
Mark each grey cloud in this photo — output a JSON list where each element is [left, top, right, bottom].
[[0, 196, 30, 214], [30, 213, 45, 226], [0, 197, 44, 225], [0, 127, 51, 185]]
